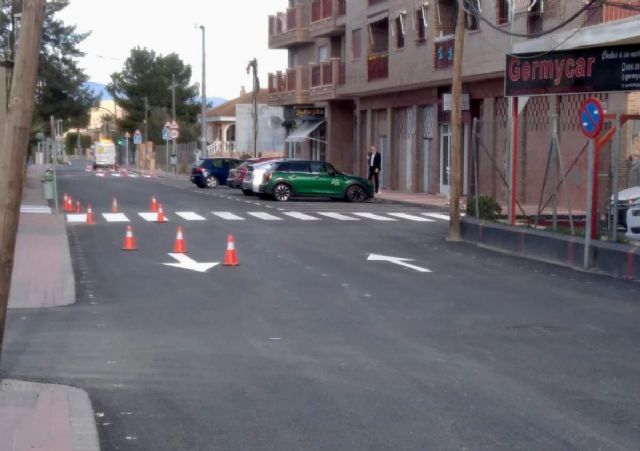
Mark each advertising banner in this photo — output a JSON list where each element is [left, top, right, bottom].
[[505, 44, 640, 96]]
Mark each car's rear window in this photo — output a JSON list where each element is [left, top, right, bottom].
[[290, 162, 309, 172]]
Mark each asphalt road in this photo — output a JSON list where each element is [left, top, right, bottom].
[[5, 164, 640, 450]]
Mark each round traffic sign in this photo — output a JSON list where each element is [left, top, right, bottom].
[[580, 97, 604, 139], [170, 129, 179, 140]]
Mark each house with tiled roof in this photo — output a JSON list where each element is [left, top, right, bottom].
[[206, 87, 285, 157]]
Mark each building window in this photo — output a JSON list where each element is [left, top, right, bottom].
[[496, 0, 509, 25], [464, 0, 480, 30], [368, 18, 389, 55], [434, 0, 457, 36], [527, 0, 543, 35], [395, 12, 406, 49], [416, 3, 428, 43], [352, 28, 362, 59], [318, 44, 329, 62]]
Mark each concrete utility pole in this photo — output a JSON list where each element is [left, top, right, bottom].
[[144, 96, 149, 144], [171, 73, 176, 120], [448, 0, 466, 241], [246, 58, 259, 158], [0, 0, 46, 372], [199, 25, 207, 155]]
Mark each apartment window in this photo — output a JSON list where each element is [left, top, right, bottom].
[[496, 0, 509, 25], [352, 28, 362, 59], [464, 0, 480, 30], [395, 12, 407, 49], [527, 0, 543, 35], [416, 3, 428, 43], [318, 45, 329, 62], [368, 19, 389, 54], [434, 0, 457, 36]]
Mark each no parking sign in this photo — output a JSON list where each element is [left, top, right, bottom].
[[580, 98, 604, 139]]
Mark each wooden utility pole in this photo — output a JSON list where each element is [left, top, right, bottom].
[[246, 58, 259, 158], [449, 0, 466, 241], [0, 0, 46, 371]]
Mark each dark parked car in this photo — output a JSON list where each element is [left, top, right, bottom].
[[256, 160, 374, 202], [190, 158, 242, 188], [226, 157, 275, 188]]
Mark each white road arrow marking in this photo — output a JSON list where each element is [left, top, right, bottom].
[[162, 253, 219, 273], [367, 254, 431, 273]]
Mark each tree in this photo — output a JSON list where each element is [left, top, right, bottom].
[[0, 1, 97, 133], [107, 48, 201, 144]]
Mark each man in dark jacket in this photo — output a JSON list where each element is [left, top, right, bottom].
[[368, 145, 381, 194]]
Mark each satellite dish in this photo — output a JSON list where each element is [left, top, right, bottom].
[[268, 116, 282, 129]]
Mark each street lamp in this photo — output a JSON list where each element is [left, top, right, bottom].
[[196, 24, 207, 157]]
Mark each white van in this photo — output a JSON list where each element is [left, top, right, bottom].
[[92, 140, 117, 169]]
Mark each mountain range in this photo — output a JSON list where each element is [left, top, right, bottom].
[[84, 81, 227, 107]]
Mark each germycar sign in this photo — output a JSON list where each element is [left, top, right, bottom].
[[505, 44, 640, 96]]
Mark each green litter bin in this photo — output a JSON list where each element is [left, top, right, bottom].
[[41, 170, 54, 200]]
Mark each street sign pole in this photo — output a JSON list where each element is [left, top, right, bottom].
[[584, 138, 595, 269], [125, 138, 129, 170], [580, 98, 604, 270]]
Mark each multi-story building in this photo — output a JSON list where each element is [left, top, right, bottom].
[[267, 0, 640, 203]]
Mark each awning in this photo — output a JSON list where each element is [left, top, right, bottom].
[[285, 121, 325, 143]]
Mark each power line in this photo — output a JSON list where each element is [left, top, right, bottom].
[[506, 1, 607, 59], [462, 0, 601, 38]]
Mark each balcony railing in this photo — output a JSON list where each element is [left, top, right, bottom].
[[268, 66, 310, 105], [367, 52, 388, 81], [310, 0, 346, 37], [309, 58, 345, 100], [268, 3, 312, 49]]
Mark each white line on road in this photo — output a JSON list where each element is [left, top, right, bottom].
[[353, 213, 397, 221], [212, 212, 245, 221], [316, 212, 360, 221], [138, 212, 169, 222], [387, 213, 435, 222], [102, 213, 130, 222], [20, 205, 51, 214], [282, 212, 320, 221], [66, 214, 87, 223], [175, 212, 206, 221], [247, 212, 283, 221], [422, 213, 450, 221]]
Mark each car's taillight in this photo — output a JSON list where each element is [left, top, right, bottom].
[[196, 167, 205, 174], [263, 172, 272, 183]]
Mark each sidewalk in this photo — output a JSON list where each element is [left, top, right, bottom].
[[372, 190, 452, 210], [1, 165, 100, 451], [9, 166, 74, 308]]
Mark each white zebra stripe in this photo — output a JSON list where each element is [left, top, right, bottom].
[[247, 212, 283, 221], [212, 212, 245, 221], [282, 212, 319, 221], [387, 213, 435, 222]]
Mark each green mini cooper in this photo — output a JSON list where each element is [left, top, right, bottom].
[[256, 160, 374, 202]]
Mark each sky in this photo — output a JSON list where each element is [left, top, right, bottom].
[[58, 0, 290, 101]]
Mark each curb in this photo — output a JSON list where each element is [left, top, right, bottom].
[[370, 195, 453, 212], [1, 379, 100, 451]]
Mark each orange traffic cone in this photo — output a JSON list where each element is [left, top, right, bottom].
[[173, 227, 187, 253], [156, 203, 167, 223], [150, 196, 158, 213], [223, 234, 239, 266], [63, 193, 68, 210], [122, 225, 137, 250], [65, 195, 73, 212], [75, 201, 81, 213], [86, 204, 95, 225], [111, 197, 119, 213]]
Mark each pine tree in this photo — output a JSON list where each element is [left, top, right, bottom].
[[108, 48, 201, 144], [0, 0, 97, 132]]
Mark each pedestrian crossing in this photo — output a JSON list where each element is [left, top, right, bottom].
[[66, 210, 451, 225]]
